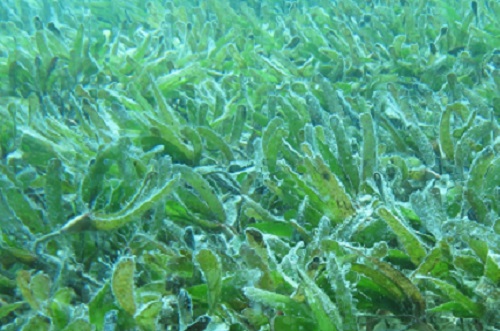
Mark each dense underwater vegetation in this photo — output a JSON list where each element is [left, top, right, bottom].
[[0, 0, 499, 330]]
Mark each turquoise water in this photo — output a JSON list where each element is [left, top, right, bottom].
[[0, 1, 499, 330]]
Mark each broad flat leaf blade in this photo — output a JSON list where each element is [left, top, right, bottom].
[[377, 207, 426, 265], [195, 249, 222, 314], [298, 269, 342, 331], [111, 257, 136, 316]]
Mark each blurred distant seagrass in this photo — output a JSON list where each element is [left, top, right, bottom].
[[0, 0, 499, 330]]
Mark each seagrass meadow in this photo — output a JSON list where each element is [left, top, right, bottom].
[[0, 0, 499, 330]]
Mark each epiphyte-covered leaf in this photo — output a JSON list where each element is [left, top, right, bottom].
[[80, 140, 126, 208], [370, 259, 426, 318], [20, 130, 59, 168], [243, 287, 310, 318], [327, 254, 358, 331], [352, 257, 426, 319], [141, 128, 196, 165], [407, 124, 435, 168], [68, 24, 84, 77], [376, 207, 426, 265], [245, 228, 269, 263], [262, 117, 287, 173], [330, 115, 360, 193], [45, 158, 64, 226], [0, 244, 38, 268], [298, 269, 342, 331], [195, 249, 222, 314], [229, 103, 247, 144], [0, 181, 44, 234], [48, 173, 179, 235], [197, 126, 234, 163], [30, 272, 52, 304], [149, 74, 180, 127], [485, 252, 500, 285], [90, 172, 179, 231], [0, 107, 16, 156], [420, 276, 485, 318], [360, 112, 377, 183], [439, 103, 468, 161], [21, 315, 50, 331], [454, 120, 492, 179], [466, 146, 494, 194], [174, 165, 226, 223], [413, 240, 452, 278], [56, 167, 179, 234], [302, 145, 355, 223], [0, 301, 25, 320], [156, 64, 201, 93], [16, 270, 49, 311], [134, 300, 163, 331], [111, 256, 136, 316]]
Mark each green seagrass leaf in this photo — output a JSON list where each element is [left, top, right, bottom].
[[111, 256, 136, 316], [195, 249, 222, 314]]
